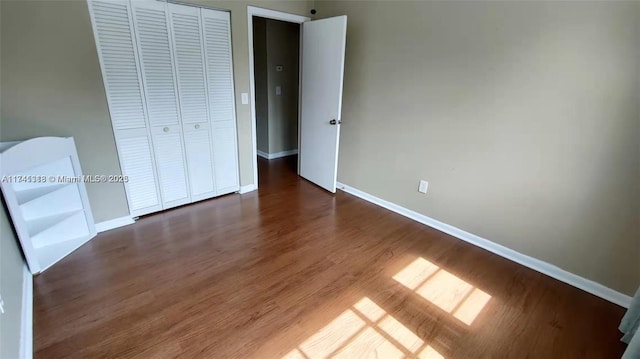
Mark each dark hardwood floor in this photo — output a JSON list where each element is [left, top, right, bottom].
[[34, 156, 626, 358]]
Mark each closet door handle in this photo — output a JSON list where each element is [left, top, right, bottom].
[[163, 127, 169, 133], [194, 124, 200, 129]]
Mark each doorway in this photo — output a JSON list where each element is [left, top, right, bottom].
[[248, 7, 347, 193], [248, 7, 309, 189], [252, 16, 301, 184]]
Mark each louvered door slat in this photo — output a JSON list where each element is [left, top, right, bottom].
[[90, 0, 146, 130], [118, 135, 160, 210], [151, 126, 190, 208], [201, 8, 239, 194], [169, 5, 208, 124], [88, 0, 162, 216], [202, 11, 234, 123], [211, 125, 239, 194], [183, 123, 215, 200], [131, 1, 180, 127]]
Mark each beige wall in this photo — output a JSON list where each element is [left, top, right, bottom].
[[316, 0, 640, 295], [254, 17, 270, 154], [266, 19, 299, 154], [0, 4, 26, 356], [1, 0, 129, 222], [0, 0, 313, 222], [0, 205, 25, 359]]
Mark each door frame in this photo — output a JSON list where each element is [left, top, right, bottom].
[[247, 6, 310, 191]]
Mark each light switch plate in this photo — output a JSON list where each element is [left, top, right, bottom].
[[275, 86, 282, 96], [241, 93, 249, 104], [418, 180, 428, 194]]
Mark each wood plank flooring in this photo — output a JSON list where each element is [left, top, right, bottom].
[[34, 156, 627, 358]]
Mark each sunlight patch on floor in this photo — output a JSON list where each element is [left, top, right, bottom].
[[284, 297, 446, 358], [282, 348, 306, 359], [298, 309, 366, 358], [392, 257, 440, 290], [453, 288, 491, 325], [280, 258, 489, 358], [393, 257, 491, 326], [418, 345, 446, 359]]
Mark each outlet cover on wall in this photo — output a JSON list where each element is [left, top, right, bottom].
[[418, 180, 429, 194], [275, 86, 282, 96], [241, 93, 249, 104]]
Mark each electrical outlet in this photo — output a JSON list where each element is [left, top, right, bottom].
[[418, 180, 428, 194], [241, 93, 249, 105]]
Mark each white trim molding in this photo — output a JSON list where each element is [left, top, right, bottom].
[[239, 184, 257, 194], [20, 264, 32, 359], [257, 149, 298, 160], [95, 216, 135, 233], [247, 6, 310, 192], [336, 182, 632, 308], [257, 150, 269, 159]]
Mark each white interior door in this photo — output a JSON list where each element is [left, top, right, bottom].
[[131, 0, 191, 209], [299, 16, 347, 193], [87, 0, 163, 217], [201, 8, 240, 196], [167, 3, 217, 202]]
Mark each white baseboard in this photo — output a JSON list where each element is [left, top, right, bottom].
[[257, 150, 270, 159], [336, 182, 632, 308], [20, 264, 32, 359], [95, 216, 135, 233], [239, 184, 257, 194], [257, 149, 298, 160]]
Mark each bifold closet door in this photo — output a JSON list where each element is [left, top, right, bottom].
[[201, 8, 240, 195], [131, 0, 191, 209], [90, 0, 241, 217], [87, 0, 162, 216], [167, 4, 216, 201]]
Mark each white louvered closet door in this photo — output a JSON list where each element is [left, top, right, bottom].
[[131, 0, 191, 209], [87, 0, 162, 217], [201, 8, 240, 195], [168, 4, 216, 202]]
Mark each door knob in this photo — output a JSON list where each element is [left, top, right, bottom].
[[329, 119, 341, 125]]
